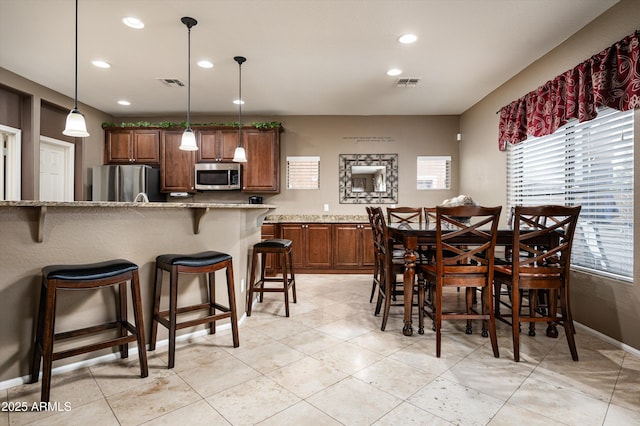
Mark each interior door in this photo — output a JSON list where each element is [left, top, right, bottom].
[[39, 137, 74, 201]]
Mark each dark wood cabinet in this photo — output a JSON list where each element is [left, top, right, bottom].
[[242, 128, 280, 193], [160, 130, 196, 193], [196, 129, 238, 162], [333, 224, 375, 269], [105, 129, 160, 164], [279, 223, 332, 271], [260, 224, 277, 275]]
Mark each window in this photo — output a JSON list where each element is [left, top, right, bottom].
[[507, 107, 634, 281], [417, 156, 450, 190], [286, 156, 320, 189]]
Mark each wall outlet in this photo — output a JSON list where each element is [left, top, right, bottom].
[[323, 204, 329, 212], [240, 278, 245, 292]]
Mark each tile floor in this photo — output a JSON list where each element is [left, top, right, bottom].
[[2, 274, 640, 425]]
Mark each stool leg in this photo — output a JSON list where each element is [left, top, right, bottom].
[[247, 248, 258, 316], [288, 247, 297, 304], [209, 271, 216, 335], [149, 265, 163, 351], [225, 260, 240, 347], [168, 267, 179, 369], [41, 281, 57, 403], [118, 281, 129, 358], [130, 271, 148, 378], [282, 252, 290, 317], [259, 253, 266, 303], [30, 279, 47, 384]]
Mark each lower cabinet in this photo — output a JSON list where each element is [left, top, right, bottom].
[[262, 222, 373, 273]]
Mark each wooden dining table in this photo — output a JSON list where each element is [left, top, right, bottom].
[[386, 223, 559, 336]]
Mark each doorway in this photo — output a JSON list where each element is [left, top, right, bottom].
[[0, 124, 21, 201], [40, 136, 75, 201]]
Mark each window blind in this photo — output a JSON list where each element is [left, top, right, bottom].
[[286, 156, 320, 189], [507, 107, 634, 280], [417, 156, 451, 190]]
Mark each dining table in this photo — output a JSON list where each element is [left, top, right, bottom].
[[386, 222, 560, 336]]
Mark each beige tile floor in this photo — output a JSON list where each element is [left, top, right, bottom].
[[3, 274, 640, 425]]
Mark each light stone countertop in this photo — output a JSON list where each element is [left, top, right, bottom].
[[0, 200, 276, 209], [265, 214, 369, 223]]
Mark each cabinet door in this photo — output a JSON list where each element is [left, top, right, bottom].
[[333, 224, 361, 268], [133, 130, 160, 164], [280, 224, 305, 269], [196, 130, 219, 162], [242, 129, 280, 192], [105, 130, 132, 163], [305, 224, 332, 268], [218, 129, 239, 161], [361, 224, 376, 267], [160, 130, 196, 192]]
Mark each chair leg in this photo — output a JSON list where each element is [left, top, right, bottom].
[[41, 282, 57, 402], [129, 271, 148, 378], [417, 274, 425, 335], [289, 248, 297, 304], [247, 249, 258, 317], [380, 272, 392, 331], [484, 287, 499, 357], [149, 266, 163, 351], [208, 271, 216, 335], [512, 286, 521, 362], [168, 268, 179, 369], [225, 261, 240, 348], [30, 280, 47, 384], [560, 287, 578, 361], [259, 253, 266, 303], [282, 252, 290, 317], [117, 282, 128, 358], [435, 283, 443, 358], [465, 287, 473, 335]]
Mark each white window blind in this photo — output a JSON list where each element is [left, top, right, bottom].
[[417, 156, 451, 190], [507, 107, 634, 281], [287, 156, 320, 189]]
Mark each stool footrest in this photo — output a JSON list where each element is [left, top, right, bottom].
[[52, 333, 138, 361], [54, 320, 127, 340]]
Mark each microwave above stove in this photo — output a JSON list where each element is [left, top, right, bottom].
[[195, 163, 241, 190]]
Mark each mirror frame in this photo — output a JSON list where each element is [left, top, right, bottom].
[[339, 154, 398, 203]]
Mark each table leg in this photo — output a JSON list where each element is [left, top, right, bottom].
[[402, 237, 417, 336]]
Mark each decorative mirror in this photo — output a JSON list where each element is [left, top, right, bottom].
[[339, 154, 398, 203]]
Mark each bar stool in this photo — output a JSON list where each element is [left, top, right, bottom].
[[30, 259, 148, 402], [248, 239, 297, 317], [149, 251, 239, 369]]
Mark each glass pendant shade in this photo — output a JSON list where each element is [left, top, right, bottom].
[[232, 146, 247, 162], [63, 108, 89, 137], [179, 128, 198, 151]]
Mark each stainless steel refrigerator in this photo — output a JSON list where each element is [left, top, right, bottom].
[[92, 165, 163, 202]]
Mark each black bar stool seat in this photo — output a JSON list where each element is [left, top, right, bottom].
[[149, 251, 239, 369], [248, 238, 297, 317], [31, 259, 148, 402]]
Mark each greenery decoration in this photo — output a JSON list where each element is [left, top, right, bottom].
[[102, 121, 282, 130]]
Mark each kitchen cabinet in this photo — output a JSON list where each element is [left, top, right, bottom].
[[241, 128, 280, 193], [260, 224, 277, 275], [160, 130, 196, 193], [196, 128, 238, 162], [332, 224, 375, 269], [279, 223, 332, 271], [105, 128, 160, 164]]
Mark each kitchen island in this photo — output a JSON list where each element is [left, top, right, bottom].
[[0, 201, 275, 385]]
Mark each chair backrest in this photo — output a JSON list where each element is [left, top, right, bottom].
[[434, 205, 502, 286], [511, 205, 581, 279], [387, 207, 422, 226], [423, 207, 437, 227]]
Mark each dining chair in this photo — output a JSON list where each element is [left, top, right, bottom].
[[387, 206, 423, 225], [493, 205, 581, 362], [418, 205, 502, 358], [366, 206, 382, 303], [370, 207, 422, 332]]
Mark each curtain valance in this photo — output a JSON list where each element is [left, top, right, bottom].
[[498, 31, 639, 151]]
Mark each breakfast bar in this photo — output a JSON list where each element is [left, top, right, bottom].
[[0, 201, 275, 384]]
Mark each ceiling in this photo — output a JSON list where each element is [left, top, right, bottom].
[[0, 0, 619, 118]]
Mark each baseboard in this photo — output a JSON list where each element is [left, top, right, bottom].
[[0, 314, 245, 391], [574, 321, 640, 358]]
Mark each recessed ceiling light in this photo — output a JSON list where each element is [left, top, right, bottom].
[[92, 60, 111, 68], [398, 34, 417, 44], [387, 68, 402, 76], [117, 100, 131, 106], [197, 60, 214, 69], [233, 99, 245, 105], [123, 17, 144, 29]]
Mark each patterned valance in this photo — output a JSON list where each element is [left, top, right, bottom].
[[498, 31, 640, 151]]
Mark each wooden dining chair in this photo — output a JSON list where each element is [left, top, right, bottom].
[[366, 206, 382, 303], [370, 207, 421, 331], [418, 205, 502, 358], [493, 205, 581, 362], [387, 206, 423, 226]]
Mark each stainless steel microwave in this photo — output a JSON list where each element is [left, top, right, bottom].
[[195, 163, 241, 190]]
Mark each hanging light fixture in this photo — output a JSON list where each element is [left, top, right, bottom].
[[63, 0, 89, 137], [232, 56, 247, 163], [179, 16, 198, 151]]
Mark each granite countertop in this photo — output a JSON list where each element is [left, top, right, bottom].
[[0, 200, 276, 209], [265, 214, 369, 223]]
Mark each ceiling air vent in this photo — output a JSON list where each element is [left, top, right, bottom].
[[156, 78, 185, 87], [395, 78, 420, 87]]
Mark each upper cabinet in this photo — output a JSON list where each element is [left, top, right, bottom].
[[105, 128, 160, 164], [196, 128, 238, 162], [160, 129, 196, 193], [242, 128, 280, 193]]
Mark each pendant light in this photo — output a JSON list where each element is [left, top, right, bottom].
[[232, 56, 247, 163], [179, 17, 198, 151], [63, 0, 89, 137]]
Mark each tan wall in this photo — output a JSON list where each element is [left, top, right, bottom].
[[459, 0, 640, 350]]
